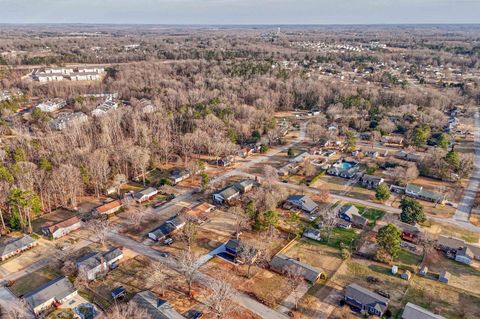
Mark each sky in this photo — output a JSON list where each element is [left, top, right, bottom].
[[0, 0, 479, 25]]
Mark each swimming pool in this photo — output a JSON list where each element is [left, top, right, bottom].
[[339, 162, 353, 169]]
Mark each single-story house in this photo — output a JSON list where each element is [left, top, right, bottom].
[[234, 179, 256, 193], [182, 202, 215, 222], [364, 150, 379, 158], [277, 163, 300, 176], [338, 205, 367, 228], [395, 150, 423, 162], [134, 187, 158, 203], [23, 276, 77, 315], [41, 216, 82, 239], [130, 290, 185, 319], [76, 247, 124, 280], [94, 200, 123, 216], [217, 156, 235, 167], [169, 170, 190, 185], [0, 235, 37, 261], [405, 184, 445, 204], [381, 135, 404, 146], [402, 302, 446, 319], [344, 283, 389, 317], [327, 160, 359, 179], [336, 219, 352, 229], [438, 271, 450, 283], [290, 151, 310, 163], [212, 185, 240, 205], [303, 228, 321, 241], [455, 246, 474, 265], [360, 174, 384, 189], [148, 215, 186, 242], [435, 235, 480, 260], [394, 221, 422, 243], [269, 254, 325, 284], [285, 195, 318, 214]]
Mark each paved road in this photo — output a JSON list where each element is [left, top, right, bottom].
[[453, 110, 480, 222], [107, 233, 289, 319]]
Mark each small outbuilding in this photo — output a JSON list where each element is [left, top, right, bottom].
[[438, 271, 451, 283]]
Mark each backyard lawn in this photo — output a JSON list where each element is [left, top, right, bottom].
[[319, 228, 359, 249], [9, 266, 62, 297]]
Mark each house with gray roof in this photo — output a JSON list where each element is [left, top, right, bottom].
[[338, 205, 368, 228], [285, 195, 318, 214], [212, 185, 240, 204], [134, 187, 158, 203], [23, 276, 77, 315], [269, 254, 325, 283], [130, 290, 185, 319], [0, 235, 37, 261], [455, 246, 474, 265], [436, 235, 480, 261], [344, 283, 389, 317], [148, 215, 186, 242], [360, 174, 384, 189], [76, 247, 124, 280], [405, 184, 445, 204], [402, 302, 446, 319]]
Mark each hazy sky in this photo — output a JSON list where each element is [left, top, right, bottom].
[[1, 0, 479, 24]]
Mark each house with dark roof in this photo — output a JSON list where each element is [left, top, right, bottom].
[[344, 283, 389, 317], [23, 276, 77, 315], [41, 216, 82, 239], [285, 195, 318, 214], [360, 174, 384, 189], [269, 254, 325, 284], [0, 235, 37, 261], [435, 235, 480, 261], [327, 160, 359, 179], [303, 228, 321, 241], [338, 205, 367, 228], [234, 179, 256, 194], [401, 302, 446, 319], [169, 169, 190, 185], [76, 247, 124, 280], [130, 290, 185, 319], [134, 187, 158, 203], [148, 215, 186, 242], [395, 150, 423, 162], [455, 246, 474, 265]]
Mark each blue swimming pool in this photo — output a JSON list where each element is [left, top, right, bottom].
[[339, 162, 353, 169]]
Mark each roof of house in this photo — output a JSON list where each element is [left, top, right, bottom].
[[345, 283, 389, 312], [406, 184, 443, 202], [303, 228, 321, 238], [104, 247, 123, 262], [235, 179, 255, 190], [0, 235, 36, 257], [44, 216, 81, 234], [351, 214, 368, 226], [270, 254, 324, 283], [287, 195, 318, 213], [225, 239, 240, 254], [361, 174, 383, 183], [77, 247, 123, 269], [436, 235, 465, 250], [394, 220, 422, 235], [130, 290, 185, 319], [95, 200, 123, 213], [439, 271, 451, 279], [134, 187, 157, 200], [402, 302, 446, 319], [24, 276, 76, 309], [456, 246, 474, 259], [214, 185, 239, 200], [339, 205, 359, 217]]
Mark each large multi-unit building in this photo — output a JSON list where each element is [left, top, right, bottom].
[[32, 66, 104, 82], [35, 98, 66, 112]]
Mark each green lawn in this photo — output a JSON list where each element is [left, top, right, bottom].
[[360, 209, 385, 226], [396, 250, 422, 268], [320, 228, 359, 249]]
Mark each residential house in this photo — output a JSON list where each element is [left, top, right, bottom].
[[289, 151, 310, 163], [49, 112, 88, 130], [336, 220, 352, 229], [134, 187, 158, 203], [303, 228, 321, 241], [285, 195, 318, 214], [148, 215, 186, 242], [338, 205, 368, 228], [217, 156, 235, 167], [360, 174, 384, 189], [436, 235, 480, 262], [36, 99, 66, 112], [394, 220, 422, 243], [438, 271, 450, 283], [169, 169, 190, 185], [0, 235, 37, 261], [23, 276, 77, 315], [277, 163, 300, 176], [68, 72, 101, 81], [234, 179, 256, 194], [344, 283, 389, 317], [269, 254, 325, 284], [401, 302, 446, 319], [327, 160, 359, 179], [381, 135, 404, 146], [395, 150, 423, 162], [455, 246, 474, 265], [94, 200, 123, 216], [76, 247, 124, 280], [405, 184, 445, 204], [91, 99, 119, 117], [222, 239, 258, 263], [212, 185, 240, 205], [364, 150, 379, 158], [130, 290, 185, 319], [41, 216, 82, 239], [181, 202, 215, 223]]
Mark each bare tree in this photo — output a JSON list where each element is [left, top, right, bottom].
[[3, 299, 30, 319], [86, 219, 115, 247], [229, 206, 250, 239], [284, 264, 306, 310], [177, 217, 197, 252], [101, 302, 149, 319], [238, 241, 265, 278], [177, 250, 201, 297], [205, 280, 238, 319], [147, 261, 169, 296], [322, 208, 337, 243]]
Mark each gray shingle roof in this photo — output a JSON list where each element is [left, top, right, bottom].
[[24, 276, 76, 309], [270, 254, 324, 283], [345, 283, 389, 313], [130, 290, 185, 319], [287, 195, 318, 213], [402, 302, 446, 319], [0, 235, 36, 257]]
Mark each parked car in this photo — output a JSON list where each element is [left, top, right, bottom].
[[158, 252, 169, 258], [164, 238, 174, 246]]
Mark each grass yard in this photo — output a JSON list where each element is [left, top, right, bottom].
[[240, 268, 293, 308], [46, 308, 75, 319], [319, 228, 359, 249], [282, 238, 344, 277], [401, 276, 480, 319], [395, 249, 422, 269], [9, 266, 62, 297]]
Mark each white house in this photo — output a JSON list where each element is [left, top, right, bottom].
[[24, 276, 77, 315], [36, 99, 66, 112]]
